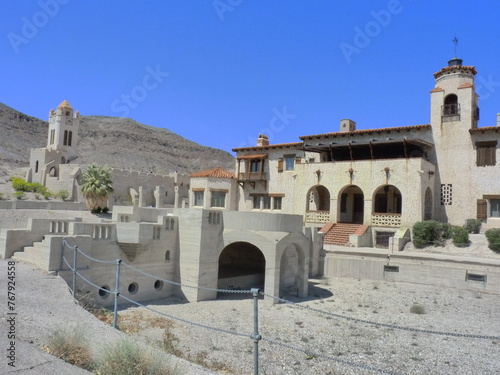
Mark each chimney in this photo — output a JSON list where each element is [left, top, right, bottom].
[[257, 134, 269, 147], [340, 119, 356, 133]]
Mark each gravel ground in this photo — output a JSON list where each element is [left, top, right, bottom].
[[0, 260, 216, 375], [120, 277, 500, 375]]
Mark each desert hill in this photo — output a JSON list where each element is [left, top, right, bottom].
[[0, 103, 235, 177]]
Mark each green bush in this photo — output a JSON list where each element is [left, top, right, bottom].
[[464, 218, 482, 234], [485, 228, 500, 253], [412, 221, 450, 248], [451, 226, 469, 247], [409, 304, 426, 315], [11, 177, 28, 191]]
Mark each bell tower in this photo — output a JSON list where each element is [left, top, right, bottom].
[[429, 58, 479, 223], [430, 58, 479, 130], [47, 100, 80, 161]]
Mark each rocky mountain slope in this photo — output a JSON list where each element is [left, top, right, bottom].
[[0, 102, 235, 177]]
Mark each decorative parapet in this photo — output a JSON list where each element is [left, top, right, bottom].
[[305, 210, 331, 224], [371, 213, 401, 227]]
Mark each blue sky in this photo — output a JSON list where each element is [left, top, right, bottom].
[[2, 1, 499, 154]]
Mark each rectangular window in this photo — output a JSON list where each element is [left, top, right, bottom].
[[262, 196, 271, 209], [50, 129, 55, 145], [194, 191, 204, 207], [491, 199, 500, 218], [476, 141, 497, 167], [284, 155, 295, 171], [250, 160, 261, 172], [340, 193, 348, 213], [273, 197, 282, 210], [211, 191, 226, 208]]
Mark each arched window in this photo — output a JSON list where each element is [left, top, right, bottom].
[[68, 131, 73, 146], [35, 161, 39, 173], [443, 94, 459, 116], [63, 130, 68, 146]]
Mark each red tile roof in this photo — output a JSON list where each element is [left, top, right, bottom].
[[469, 126, 500, 134], [299, 124, 431, 140], [232, 142, 303, 152], [57, 100, 73, 110], [237, 153, 268, 160], [458, 82, 474, 89], [190, 167, 235, 179], [430, 87, 444, 93], [433, 65, 476, 79]]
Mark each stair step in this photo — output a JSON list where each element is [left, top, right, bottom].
[[323, 223, 363, 246]]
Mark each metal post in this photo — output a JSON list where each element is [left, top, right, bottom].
[[113, 259, 122, 329], [72, 245, 78, 298], [250, 288, 262, 375]]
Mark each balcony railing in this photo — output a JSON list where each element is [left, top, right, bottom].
[[371, 213, 401, 227], [238, 172, 267, 181], [442, 103, 460, 117], [305, 210, 331, 223]]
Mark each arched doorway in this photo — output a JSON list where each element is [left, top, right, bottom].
[[305, 185, 331, 223], [338, 185, 364, 224], [217, 242, 265, 291], [424, 187, 433, 220], [49, 166, 58, 177], [373, 185, 402, 214]]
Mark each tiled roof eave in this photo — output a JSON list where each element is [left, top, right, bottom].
[[299, 124, 431, 140]]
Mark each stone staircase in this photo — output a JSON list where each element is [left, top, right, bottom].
[[12, 238, 50, 269], [321, 223, 365, 246]]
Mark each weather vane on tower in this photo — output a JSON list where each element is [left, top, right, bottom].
[[452, 36, 459, 57]]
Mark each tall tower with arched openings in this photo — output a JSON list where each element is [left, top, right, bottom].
[[429, 58, 480, 222], [47, 100, 80, 161]]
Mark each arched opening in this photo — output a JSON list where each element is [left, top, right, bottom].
[[61, 156, 66, 164], [305, 185, 331, 223], [217, 242, 265, 291], [443, 94, 459, 116], [373, 185, 402, 214], [338, 185, 364, 224], [68, 131, 73, 146], [424, 187, 433, 220], [35, 161, 39, 173], [63, 130, 68, 146], [49, 166, 58, 177]]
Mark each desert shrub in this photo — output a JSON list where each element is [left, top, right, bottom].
[[95, 339, 178, 375], [485, 228, 500, 253], [409, 304, 426, 315], [54, 189, 69, 200], [451, 226, 469, 247], [45, 327, 93, 370], [14, 191, 25, 200], [102, 206, 109, 213], [91, 207, 102, 214], [464, 218, 482, 234], [412, 221, 450, 248]]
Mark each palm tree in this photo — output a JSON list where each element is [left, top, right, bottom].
[[80, 164, 113, 211]]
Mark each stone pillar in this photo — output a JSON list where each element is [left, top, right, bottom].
[[154, 186, 164, 208], [138, 186, 146, 208]]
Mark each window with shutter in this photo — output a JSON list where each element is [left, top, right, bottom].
[[277, 158, 283, 172], [476, 141, 497, 166]]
